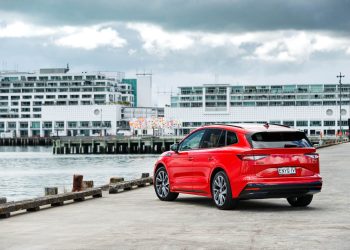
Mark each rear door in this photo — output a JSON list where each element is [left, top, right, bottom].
[[192, 129, 240, 193], [241, 131, 320, 178], [191, 128, 223, 192]]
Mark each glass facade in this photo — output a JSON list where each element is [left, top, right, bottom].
[[171, 84, 350, 108]]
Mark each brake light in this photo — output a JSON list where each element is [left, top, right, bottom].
[[304, 153, 319, 159], [237, 154, 268, 161]]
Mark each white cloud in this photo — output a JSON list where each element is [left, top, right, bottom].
[[127, 23, 194, 56], [1, 19, 350, 61], [249, 31, 350, 62], [127, 23, 350, 62], [0, 20, 127, 50], [54, 26, 127, 50], [0, 21, 55, 38]]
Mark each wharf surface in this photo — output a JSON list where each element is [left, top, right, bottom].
[[0, 143, 349, 249]]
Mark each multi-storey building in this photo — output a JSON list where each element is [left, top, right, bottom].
[[166, 83, 350, 136], [0, 67, 147, 137]]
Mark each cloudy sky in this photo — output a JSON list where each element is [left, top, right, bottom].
[[0, 0, 349, 105]]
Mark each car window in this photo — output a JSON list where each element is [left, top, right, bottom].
[[217, 130, 226, 147], [200, 129, 223, 148], [179, 130, 205, 151], [200, 129, 238, 148], [248, 131, 312, 148], [226, 131, 238, 145]]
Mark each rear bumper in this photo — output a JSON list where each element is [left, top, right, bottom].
[[238, 181, 322, 199]]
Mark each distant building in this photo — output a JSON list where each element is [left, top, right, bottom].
[[0, 67, 145, 137], [166, 83, 350, 136], [118, 106, 165, 135], [136, 73, 152, 107]]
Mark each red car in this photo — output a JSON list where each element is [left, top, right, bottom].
[[153, 123, 322, 209]]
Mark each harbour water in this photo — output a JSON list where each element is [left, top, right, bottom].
[[0, 146, 158, 201]]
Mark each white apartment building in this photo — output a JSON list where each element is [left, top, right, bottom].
[[0, 67, 150, 137], [166, 84, 350, 136]]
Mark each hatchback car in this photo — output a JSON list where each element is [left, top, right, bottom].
[[153, 123, 322, 209]]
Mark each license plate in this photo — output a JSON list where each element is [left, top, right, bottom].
[[278, 167, 296, 175]]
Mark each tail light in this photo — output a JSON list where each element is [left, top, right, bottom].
[[304, 153, 319, 159], [237, 154, 268, 161]]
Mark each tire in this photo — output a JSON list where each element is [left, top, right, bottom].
[[211, 171, 238, 210], [154, 167, 179, 201], [287, 195, 313, 207]]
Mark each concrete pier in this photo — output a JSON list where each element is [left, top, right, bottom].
[[0, 137, 52, 146], [0, 143, 349, 249], [52, 136, 182, 154]]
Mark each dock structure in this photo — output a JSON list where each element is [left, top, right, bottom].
[[0, 137, 52, 146], [52, 136, 182, 154]]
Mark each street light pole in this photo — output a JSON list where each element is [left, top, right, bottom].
[[337, 72, 345, 140], [349, 83, 350, 139], [100, 108, 103, 136]]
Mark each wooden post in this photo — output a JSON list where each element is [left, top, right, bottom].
[[0, 197, 10, 218], [110, 177, 124, 184], [72, 174, 83, 192], [141, 173, 150, 178], [151, 138, 154, 153], [138, 173, 150, 187], [162, 139, 166, 152], [45, 187, 58, 196], [127, 139, 131, 153]]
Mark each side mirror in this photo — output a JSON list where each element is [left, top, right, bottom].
[[170, 143, 179, 152]]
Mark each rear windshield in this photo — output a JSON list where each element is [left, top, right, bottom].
[[248, 132, 312, 148]]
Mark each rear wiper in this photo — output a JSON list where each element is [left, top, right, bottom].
[[284, 144, 298, 148]]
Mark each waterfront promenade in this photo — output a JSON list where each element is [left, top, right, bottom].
[[0, 143, 349, 249]]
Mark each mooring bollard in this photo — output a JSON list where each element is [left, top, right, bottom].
[[45, 187, 58, 196], [83, 180, 94, 190], [0, 197, 10, 218], [72, 174, 83, 192], [138, 173, 151, 187], [141, 173, 150, 178], [110, 177, 124, 184]]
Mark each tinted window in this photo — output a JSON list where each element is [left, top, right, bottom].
[[179, 130, 205, 151], [200, 129, 238, 148], [226, 131, 238, 145], [249, 132, 312, 148], [217, 130, 226, 147], [200, 129, 223, 148]]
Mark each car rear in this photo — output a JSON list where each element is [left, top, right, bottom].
[[236, 129, 322, 202]]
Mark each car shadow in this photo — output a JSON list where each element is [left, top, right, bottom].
[[174, 196, 321, 212]]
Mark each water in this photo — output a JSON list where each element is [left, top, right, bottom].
[[0, 146, 158, 201]]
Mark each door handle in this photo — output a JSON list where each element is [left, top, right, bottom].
[[188, 157, 194, 161], [208, 157, 214, 161]]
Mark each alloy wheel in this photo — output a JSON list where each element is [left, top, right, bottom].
[[213, 175, 227, 206], [155, 170, 169, 198]]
